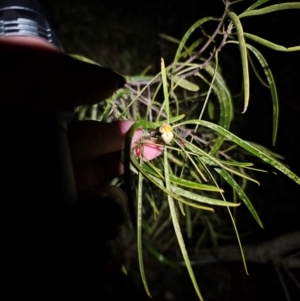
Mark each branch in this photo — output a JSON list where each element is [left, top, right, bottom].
[[188, 231, 300, 268], [176, 0, 231, 74]]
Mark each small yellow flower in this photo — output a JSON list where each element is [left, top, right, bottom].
[[159, 123, 174, 144]]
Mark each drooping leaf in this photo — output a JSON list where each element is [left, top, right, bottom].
[[227, 11, 249, 113], [245, 44, 279, 145]]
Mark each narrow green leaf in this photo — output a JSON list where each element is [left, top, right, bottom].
[[227, 11, 249, 113], [215, 168, 264, 228], [244, 0, 270, 12], [161, 58, 170, 123], [137, 160, 151, 296], [170, 176, 223, 192], [127, 75, 157, 82], [245, 44, 279, 145], [177, 120, 300, 185], [208, 100, 215, 120], [142, 163, 224, 191], [184, 38, 204, 58], [247, 51, 269, 87], [132, 156, 214, 212], [171, 17, 218, 92], [173, 186, 240, 207], [177, 138, 261, 186], [202, 169, 249, 275], [216, 160, 254, 167], [244, 33, 300, 52], [167, 114, 186, 124], [174, 196, 215, 211], [246, 141, 285, 160], [163, 149, 204, 301], [202, 64, 233, 155], [185, 205, 192, 238], [172, 76, 200, 91], [68, 54, 99, 65], [175, 140, 208, 181], [159, 34, 200, 59], [173, 17, 217, 65], [239, 3, 300, 18], [177, 181, 213, 193]]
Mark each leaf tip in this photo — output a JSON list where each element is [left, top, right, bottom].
[[241, 105, 248, 114]]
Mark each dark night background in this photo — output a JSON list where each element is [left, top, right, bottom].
[[38, 0, 300, 300]]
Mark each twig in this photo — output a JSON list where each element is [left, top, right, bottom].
[[175, 0, 232, 75]]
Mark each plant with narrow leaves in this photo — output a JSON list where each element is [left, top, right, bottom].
[[74, 1, 300, 300]]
